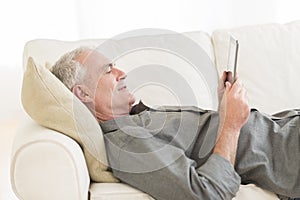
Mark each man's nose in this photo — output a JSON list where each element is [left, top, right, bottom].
[[114, 68, 127, 81]]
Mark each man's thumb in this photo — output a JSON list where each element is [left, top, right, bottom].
[[225, 81, 231, 91]]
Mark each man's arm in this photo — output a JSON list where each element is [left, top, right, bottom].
[[215, 75, 250, 165], [105, 129, 241, 200]]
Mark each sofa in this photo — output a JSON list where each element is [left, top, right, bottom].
[[10, 20, 300, 200]]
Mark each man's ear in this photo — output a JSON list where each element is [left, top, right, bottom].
[[72, 85, 93, 103]]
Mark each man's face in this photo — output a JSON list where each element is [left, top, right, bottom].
[[76, 50, 135, 121]]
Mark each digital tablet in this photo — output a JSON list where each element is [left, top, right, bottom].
[[226, 35, 239, 84]]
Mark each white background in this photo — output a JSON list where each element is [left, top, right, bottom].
[[1, 0, 300, 69], [0, 0, 300, 199]]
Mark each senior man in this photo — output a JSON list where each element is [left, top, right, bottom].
[[51, 47, 300, 200]]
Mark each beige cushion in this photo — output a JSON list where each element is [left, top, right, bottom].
[[21, 57, 118, 182], [212, 20, 300, 114]]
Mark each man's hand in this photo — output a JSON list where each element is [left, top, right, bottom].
[[218, 71, 236, 103], [214, 77, 250, 165], [219, 78, 250, 132]]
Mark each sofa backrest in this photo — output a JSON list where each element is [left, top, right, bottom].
[[23, 31, 218, 110], [23, 20, 300, 114]]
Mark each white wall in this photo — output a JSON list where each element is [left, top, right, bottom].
[[1, 0, 300, 67], [77, 0, 300, 37]]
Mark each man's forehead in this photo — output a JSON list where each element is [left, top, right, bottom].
[[76, 49, 111, 68]]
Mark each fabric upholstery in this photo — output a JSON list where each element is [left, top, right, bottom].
[[23, 32, 217, 110], [10, 116, 90, 200], [89, 183, 278, 200], [90, 183, 155, 200]]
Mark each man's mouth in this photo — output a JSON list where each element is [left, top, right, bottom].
[[118, 86, 127, 91]]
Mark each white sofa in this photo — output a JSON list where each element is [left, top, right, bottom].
[[10, 21, 300, 200]]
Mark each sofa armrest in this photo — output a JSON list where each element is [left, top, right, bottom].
[[10, 116, 90, 200]]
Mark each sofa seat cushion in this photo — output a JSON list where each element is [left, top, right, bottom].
[[89, 183, 279, 200], [234, 184, 279, 200], [89, 183, 154, 200]]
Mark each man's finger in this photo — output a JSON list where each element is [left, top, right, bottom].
[[222, 71, 227, 81], [232, 79, 246, 95], [225, 81, 232, 92], [226, 71, 233, 83], [219, 71, 227, 86]]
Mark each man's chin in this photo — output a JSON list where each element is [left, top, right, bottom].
[[129, 94, 136, 107]]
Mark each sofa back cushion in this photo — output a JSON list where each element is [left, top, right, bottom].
[[24, 32, 217, 110], [212, 20, 300, 114]]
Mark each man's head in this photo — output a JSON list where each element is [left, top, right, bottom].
[[51, 47, 135, 122]]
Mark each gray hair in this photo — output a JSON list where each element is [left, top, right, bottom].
[[50, 46, 92, 90]]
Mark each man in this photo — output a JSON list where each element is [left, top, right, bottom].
[[51, 47, 300, 200]]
